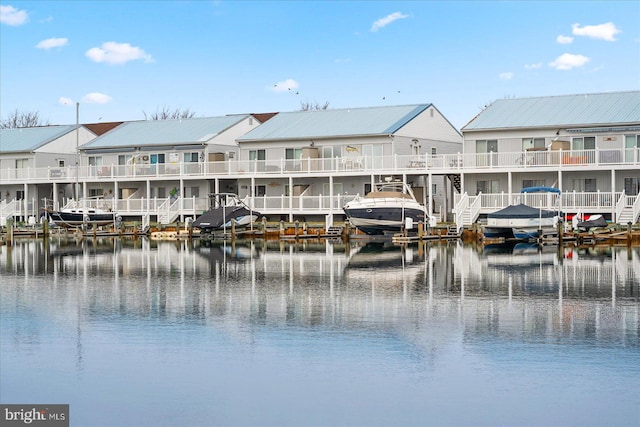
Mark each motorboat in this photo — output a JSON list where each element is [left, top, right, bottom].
[[484, 203, 560, 240], [192, 193, 260, 239], [484, 187, 561, 240], [342, 178, 429, 235], [43, 206, 120, 228]]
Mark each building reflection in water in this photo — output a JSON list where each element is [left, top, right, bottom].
[[2, 238, 638, 346]]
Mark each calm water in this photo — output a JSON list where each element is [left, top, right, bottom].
[[1, 237, 639, 427]]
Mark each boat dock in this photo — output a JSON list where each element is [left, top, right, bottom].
[[2, 218, 639, 247]]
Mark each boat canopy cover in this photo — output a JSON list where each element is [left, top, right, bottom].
[[487, 204, 557, 219], [520, 186, 561, 194]]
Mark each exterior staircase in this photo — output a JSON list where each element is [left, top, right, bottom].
[[618, 206, 639, 225], [447, 174, 461, 193]]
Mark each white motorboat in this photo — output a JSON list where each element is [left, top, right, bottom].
[[343, 178, 429, 235]]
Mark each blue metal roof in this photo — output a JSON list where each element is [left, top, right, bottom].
[[237, 104, 431, 141], [463, 91, 640, 131], [0, 125, 77, 153], [81, 115, 250, 149]]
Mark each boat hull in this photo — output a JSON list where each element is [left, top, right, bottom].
[[343, 206, 427, 235], [512, 225, 558, 240], [45, 209, 118, 227]]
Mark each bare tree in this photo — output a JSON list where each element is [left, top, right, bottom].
[[0, 109, 50, 128], [299, 100, 330, 111], [143, 106, 197, 120]]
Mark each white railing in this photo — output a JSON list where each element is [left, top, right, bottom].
[[2, 147, 639, 184], [615, 191, 627, 223], [0, 199, 18, 226], [453, 193, 469, 233], [633, 194, 640, 224], [468, 194, 482, 226]]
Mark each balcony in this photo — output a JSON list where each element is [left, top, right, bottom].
[[1, 148, 638, 184]]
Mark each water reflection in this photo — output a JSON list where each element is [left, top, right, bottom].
[[1, 238, 638, 426], [2, 238, 638, 336]]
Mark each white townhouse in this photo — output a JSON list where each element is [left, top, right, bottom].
[[0, 104, 463, 227], [76, 114, 263, 224], [452, 91, 640, 232], [0, 125, 98, 224], [234, 104, 463, 225]]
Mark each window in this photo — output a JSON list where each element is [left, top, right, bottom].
[[249, 150, 266, 161], [15, 158, 28, 178], [522, 138, 545, 150], [364, 183, 372, 195], [184, 186, 200, 198], [362, 144, 383, 169], [522, 179, 545, 188], [88, 156, 103, 166], [254, 185, 266, 197], [118, 155, 133, 165], [285, 148, 303, 171], [431, 147, 437, 156], [88, 156, 103, 176], [625, 135, 640, 162], [58, 160, 65, 167], [572, 136, 595, 150], [150, 154, 165, 164], [153, 187, 166, 198], [572, 178, 597, 192], [476, 139, 498, 153], [16, 190, 25, 200], [476, 180, 499, 194], [89, 189, 102, 198], [624, 177, 640, 196], [476, 140, 497, 167], [285, 148, 302, 160], [322, 183, 343, 195], [184, 152, 199, 163]]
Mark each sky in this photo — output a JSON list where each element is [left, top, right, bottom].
[[1, 1, 639, 130]]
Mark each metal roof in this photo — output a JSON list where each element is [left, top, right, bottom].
[[462, 91, 640, 131], [81, 115, 250, 149], [0, 125, 78, 153], [237, 104, 431, 141]]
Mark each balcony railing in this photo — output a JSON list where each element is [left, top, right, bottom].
[[1, 147, 639, 183]]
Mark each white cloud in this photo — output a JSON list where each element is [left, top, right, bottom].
[[499, 72, 513, 80], [271, 79, 299, 93], [572, 22, 621, 42], [556, 35, 573, 44], [58, 97, 74, 106], [85, 42, 153, 65], [525, 62, 542, 70], [82, 92, 112, 104], [35, 37, 69, 50], [0, 5, 28, 26], [370, 12, 409, 32], [549, 53, 590, 70]]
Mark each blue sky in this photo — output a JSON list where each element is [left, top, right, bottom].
[[1, 1, 639, 129]]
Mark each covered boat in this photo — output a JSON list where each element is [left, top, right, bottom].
[[484, 203, 560, 240], [343, 179, 428, 235], [576, 214, 607, 231], [193, 193, 260, 239]]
